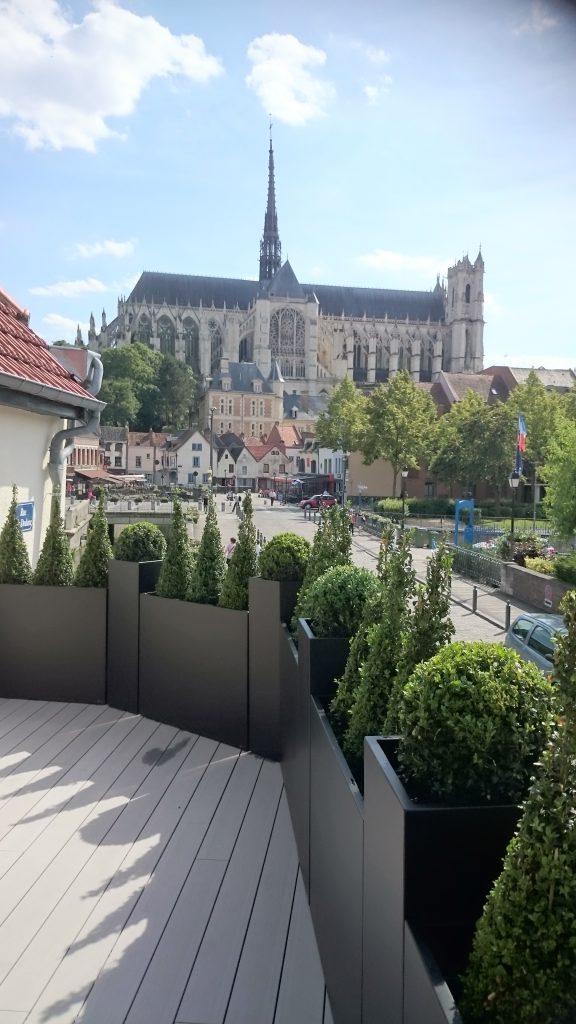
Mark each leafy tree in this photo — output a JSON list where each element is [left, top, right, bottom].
[[157, 355, 196, 430], [34, 497, 74, 586], [293, 505, 352, 628], [188, 495, 225, 605], [156, 497, 196, 600], [362, 372, 437, 496], [0, 486, 32, 584], [99, 378, 139, 427], [385, 544, 455, 732], [114, 522, 167, 562], [344, 532, 416, 759], [460, 591, 576, 1023], [513, 370, 561, 490], [315, 376, 368, 454], [75, 491, 113, 587], [219, 492, 258, 610], [429, 391, 516, 501], [542, 415, 576, 538]]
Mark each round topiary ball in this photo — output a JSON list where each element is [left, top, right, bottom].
[[258, 532, 311, 583], [114, 522, 167, 563], [396, 641, 556, 806], [300, 564, 381, 639]]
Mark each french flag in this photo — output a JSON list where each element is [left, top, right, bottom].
[[515, 415, 527, 474]]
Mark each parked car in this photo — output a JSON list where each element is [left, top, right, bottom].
[[299, 493, 338, 510], [505, 612, 566, 672]]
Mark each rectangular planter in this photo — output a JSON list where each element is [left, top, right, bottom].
[[309, 698, 364, 1024], [282, 619, 351, 891], [106, 559, 162, 712], [403, 924, 462, 1024], [138, 595, 249, 749], [0, 584, 106, 703], [248, 577, 300, 759], [362, 738, 520, 1024]]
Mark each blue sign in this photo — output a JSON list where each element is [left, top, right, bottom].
[[15, 501, 34, 533]]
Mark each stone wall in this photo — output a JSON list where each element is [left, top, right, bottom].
[[500, 561, 573, 613]]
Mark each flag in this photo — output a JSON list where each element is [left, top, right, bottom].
[[515, 414, 527, 475]]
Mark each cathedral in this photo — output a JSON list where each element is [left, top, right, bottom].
[[90, 137, 485, 394]]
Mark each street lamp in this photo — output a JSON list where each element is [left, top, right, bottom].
[[401, 466, 409, 530], [273, 471, 277, 496], [509, 470, 520, 538]]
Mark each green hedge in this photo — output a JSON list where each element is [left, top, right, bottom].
[[554, 552, 576, 585]]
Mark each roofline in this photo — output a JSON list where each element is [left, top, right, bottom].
[[0, 371, 104, 413]]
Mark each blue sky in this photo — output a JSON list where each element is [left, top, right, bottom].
[[0, 0, 575, 369]]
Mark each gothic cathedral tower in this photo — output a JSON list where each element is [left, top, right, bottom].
[[444, 250, 484, 372], [259, 124, 282, 282]]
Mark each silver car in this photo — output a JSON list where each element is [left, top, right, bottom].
[[505, 612, 566, 672]]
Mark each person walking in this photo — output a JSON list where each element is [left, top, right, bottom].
[[269, 488, 276, 507], [224, 537, 236, 564], [202, 494, 209, 513]]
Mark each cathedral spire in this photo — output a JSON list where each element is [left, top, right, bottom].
[[259, 118, 282, 282]]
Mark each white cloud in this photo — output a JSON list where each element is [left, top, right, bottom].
[[358, 250, 448, 278], [363, 76, 392, 105], [0, 0, 223, 151], [246, 33, 335, 126], [74, 239, 135, 259], [30, 277, 109, 297], [350, 40, 390, 65], [42, 313, 89, 339], [513, 1, 560, 35]]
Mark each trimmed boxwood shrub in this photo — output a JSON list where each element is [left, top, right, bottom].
[[396, 642, 555, 806], [188, 494, 225, 605], [114, 522, 167, 562], [299, 564, 381, 639], [554, 552, 576, 585], [219, 492, 258, 610], [258, 532, 311, 582], [0, 486, 32, 584], [292, 504, 352, 629], [156, 496, 196, 600], [75, 491, 113, 588], [33, 497, 74, 586], [460, 591, 576, 1024]]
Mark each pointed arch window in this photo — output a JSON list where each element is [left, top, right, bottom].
[[375, 339, 389, 382], [136, 314, 151, 345], [352, 332, 368, 382], [465, 284, 471, 304], [239, 335, 254, 363], [209, 320, 223, 375], [158, 316, 175, 357], [183, 317, 199, 371], [270, 308, 306, 378]]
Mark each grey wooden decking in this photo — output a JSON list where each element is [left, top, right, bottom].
[[0, 699, 332, 1024]]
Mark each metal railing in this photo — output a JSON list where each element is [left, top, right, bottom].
[[446, 544, 502, 588]]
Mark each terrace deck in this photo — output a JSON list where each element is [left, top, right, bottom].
[[0, 699, 331, 1024]]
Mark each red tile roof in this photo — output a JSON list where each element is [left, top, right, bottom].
[[0, 288, 96, 403]]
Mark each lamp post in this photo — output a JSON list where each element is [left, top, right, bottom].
[[401, 466, 409, 530], [509, 470, 520, 538], [273, 471, 277, 497]]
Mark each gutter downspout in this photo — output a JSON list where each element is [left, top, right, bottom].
[[48, 351, 104, 496]]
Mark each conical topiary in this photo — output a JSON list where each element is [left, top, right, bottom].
[[460, 591, 576, 1024], [292, 504, 352, 630], [188, 493, 225, 605], [157, 496, 196, 600], [0, 486, 32, 584], [219, 492, 258, 610], [33, 496, 74, 586], [74, 490, 113, 588]]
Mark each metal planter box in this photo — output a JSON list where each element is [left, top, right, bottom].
[[0, 584, 106, 703], [248, 577, 300, 759], [138, 595, 249, 749], [362, 737, 520, 1024], [106, 559, 162, 712]]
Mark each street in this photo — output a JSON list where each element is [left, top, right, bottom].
[[211, 497, 507, 644]]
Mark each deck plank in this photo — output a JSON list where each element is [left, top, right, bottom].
[[223, 792, 299, 1024], [0, 702, 68, 758], [175, 760, 283, 1024], [22, 737, 228, 1024], [0, 703, 46, 741], [0, 703, 89, 780], [274, 872, 326, 1024]]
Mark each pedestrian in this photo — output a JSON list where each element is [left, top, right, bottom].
[[224, 537, 236, 564], [255, 539, 262, 558], [202, 494, 208, 513], [269, 488, 276, 507]]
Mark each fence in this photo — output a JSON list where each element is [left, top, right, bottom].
[[447, 544, 502, 588]]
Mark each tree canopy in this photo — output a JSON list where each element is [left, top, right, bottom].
[[362, 372, 437, 496], [429, 390, 516, 496], [315, 377, 368, 454], [99, 342, 200, 431], [542, 415, 576, 537]]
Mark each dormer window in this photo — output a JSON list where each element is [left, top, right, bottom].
[[222, 380, 231, 392], [253, 380, 262, 393]]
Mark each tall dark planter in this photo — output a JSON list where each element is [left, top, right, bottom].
[[403, 924, 463, 1024], [139, 596, 249, 749], [0, 584, 106, 703], [106, 559, 162, 712], [282, 618, 350, 893], [248, 577, 300, 759], [362, 737, 520, 1024]]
